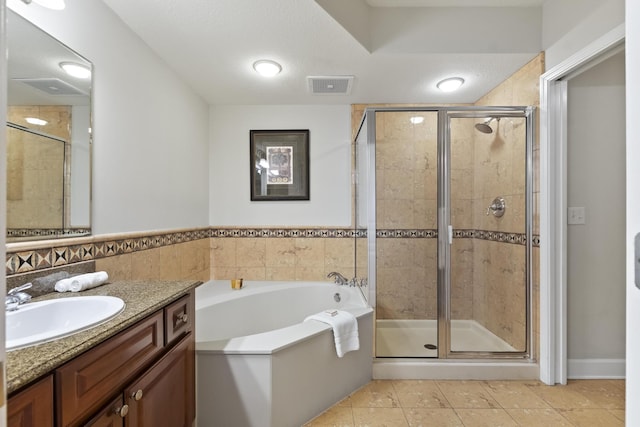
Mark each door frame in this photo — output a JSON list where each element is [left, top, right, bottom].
[[539, 23, 625, 385]]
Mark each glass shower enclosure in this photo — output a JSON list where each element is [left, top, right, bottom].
[[355, 106, 534, 360]]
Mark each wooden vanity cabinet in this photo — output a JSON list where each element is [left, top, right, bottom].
[[7, 375, 54, 427], [8, 292, 195, 427]]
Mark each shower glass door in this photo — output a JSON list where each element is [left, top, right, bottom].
[[373, 110, 440, 358], [446, 110, 531, 355]]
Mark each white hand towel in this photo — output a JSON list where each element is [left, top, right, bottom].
[[54, 277, 75, 292], [304, 310, 359, 358], [69, 271, 109, 292]]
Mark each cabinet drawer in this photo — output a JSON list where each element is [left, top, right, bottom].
[[56, 311, 164, 427], [164, 294, 193, 345], [8, 375, 54, 427]]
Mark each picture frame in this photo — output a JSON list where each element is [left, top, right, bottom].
[[250, 129, 310, 201]]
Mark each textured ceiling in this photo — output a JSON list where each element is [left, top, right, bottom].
[[101, 0, 544, 105]]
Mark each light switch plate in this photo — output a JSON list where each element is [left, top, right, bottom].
[[568, 207, 586, 225]]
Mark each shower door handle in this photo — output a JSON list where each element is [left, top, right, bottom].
[[448, 225, 453, 245]]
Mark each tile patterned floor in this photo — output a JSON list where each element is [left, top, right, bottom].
[[304, 379, 625, 427]]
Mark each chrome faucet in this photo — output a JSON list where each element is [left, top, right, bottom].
[[6, 283, 33, 311], [327, 272, 349, 286]]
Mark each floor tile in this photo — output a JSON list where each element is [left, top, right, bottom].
[[454, 408, 518, 427], [524, 382, 597, 409], [436, 381, 500, 409], [558, 408, 625, 426], [349, 380, 401, 408], [404, 408, 463, 427], [392, 380, 451, 408], [506, 408, 573, 426], [352, 407, 409, 426], [304, 406, 354, 427], [482, 381, 551, 409], [564, 379, 625, 409]]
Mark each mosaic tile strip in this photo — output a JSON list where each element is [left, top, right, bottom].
[[5, 226, 539, 277], [7, 228, 91, 240], [210, 228, 362, 238], [374, 228, 540, 247], [6, 228, 212, 277]]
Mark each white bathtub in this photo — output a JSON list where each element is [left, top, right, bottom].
[[195, 280, 373, 427]]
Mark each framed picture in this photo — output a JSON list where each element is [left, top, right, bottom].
[[250, 129, 310, 201]]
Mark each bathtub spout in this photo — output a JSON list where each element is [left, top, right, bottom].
[[327, 271, 349, 286]]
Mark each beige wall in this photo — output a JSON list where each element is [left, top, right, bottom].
[[210, 235, 355, 282], [7, 106, 70, 230]]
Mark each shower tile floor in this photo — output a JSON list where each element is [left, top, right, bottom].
[[304, 379, 625, 426]]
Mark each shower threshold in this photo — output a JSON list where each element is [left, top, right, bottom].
[[376, 319, 516, 358]]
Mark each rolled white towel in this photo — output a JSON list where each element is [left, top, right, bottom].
[[69, 271, 109, 292], [54, 277, 75, 292]]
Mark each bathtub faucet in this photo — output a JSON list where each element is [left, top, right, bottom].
[[327, 271, 349, 286]]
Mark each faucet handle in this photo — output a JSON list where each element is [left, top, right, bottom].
[[327, 272, 348, 285], [8, 282, 32, 295]]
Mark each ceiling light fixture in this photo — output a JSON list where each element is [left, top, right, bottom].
[[59, 62, 91, 79], [253, 60, 282, 77], [410, 116, 424, 124], [436, 77, 464, 92], [25, 117, 48, 126]]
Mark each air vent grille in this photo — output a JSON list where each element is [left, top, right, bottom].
[[307, 76, 354, 95], [12, 78, 87, 96]]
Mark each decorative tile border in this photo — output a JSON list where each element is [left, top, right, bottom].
[[375, 228, 540, 248], [7, 228, 91, 240], [5, 226, 540, 277]]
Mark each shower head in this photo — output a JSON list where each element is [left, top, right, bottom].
[[475, 117, 499, 134]]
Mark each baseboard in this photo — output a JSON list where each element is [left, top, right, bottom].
[[567, 358, 625, 379]]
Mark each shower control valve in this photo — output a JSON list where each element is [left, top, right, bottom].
[[486, 197, 506, 217]]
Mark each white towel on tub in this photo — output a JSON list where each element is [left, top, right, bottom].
[[304, 310, 359, 357]]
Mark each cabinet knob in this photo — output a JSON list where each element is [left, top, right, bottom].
[[115, 404, 129, 418], [175, 312, 188, 327], [131, 389, 144, 401]]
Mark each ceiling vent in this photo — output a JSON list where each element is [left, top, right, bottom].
[[307, 76, 354, 95], [12, 78, 88, 96]]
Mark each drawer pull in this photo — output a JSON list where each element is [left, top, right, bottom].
[[115, 404, 129, 418], [175, 312, 188, 327], [131, 389, 144, 401]]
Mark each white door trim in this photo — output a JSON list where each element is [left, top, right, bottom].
[[539, 23, 625, 385]]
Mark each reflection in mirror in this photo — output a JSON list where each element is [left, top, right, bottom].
[[6, 10, 92, 242]]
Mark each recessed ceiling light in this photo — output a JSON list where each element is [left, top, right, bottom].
[[32, 0, 66, 10], [59, 62, 91, 79], [436, 77, 464, 92], [253, 60, 282, 77], [25, 117, 48, 126]]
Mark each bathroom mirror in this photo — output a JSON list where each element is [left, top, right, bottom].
[[6, 10, 92, 242]]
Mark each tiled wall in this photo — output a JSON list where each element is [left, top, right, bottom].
[[5, 229, 211, 285], [475, 53, 544, 351], [350, 53, 544, 354], [210, 229, 359, 281], [7, 106, 70, 232]]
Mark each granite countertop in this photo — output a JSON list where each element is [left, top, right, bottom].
[[6, 279, 201, 395]]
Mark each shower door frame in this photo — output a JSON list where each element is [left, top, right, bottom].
[[359, 105, 535, 360]]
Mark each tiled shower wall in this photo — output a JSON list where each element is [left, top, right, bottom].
[[351, 53, 543, 352], [7, 106, 70, 231]]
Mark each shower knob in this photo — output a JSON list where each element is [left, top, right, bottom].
[[486, 197, 506, 217]]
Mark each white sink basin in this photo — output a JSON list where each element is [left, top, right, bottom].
[[6, 296, 125, 351]]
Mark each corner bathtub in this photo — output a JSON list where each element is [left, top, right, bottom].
[[195, 280, 373, 427]]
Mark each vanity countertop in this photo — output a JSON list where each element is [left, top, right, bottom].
[[6, 279, 201, 394]]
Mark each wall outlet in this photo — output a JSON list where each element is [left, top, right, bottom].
[[568, 206, 586, 225]]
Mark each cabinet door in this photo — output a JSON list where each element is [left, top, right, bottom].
[[8, 375, 54, 427], [57, 311, 164, 426], [125, 333, 195, 427], [83, 396, 126, 427]]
